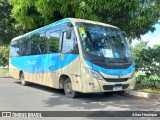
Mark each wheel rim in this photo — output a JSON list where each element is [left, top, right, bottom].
[[65, 82, 73, 94]]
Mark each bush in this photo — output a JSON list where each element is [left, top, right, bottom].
[[136, 74, 160, 89], [132, 44, 160, 89], [0, 45, 9, 67], [148, 74, 160, 86]]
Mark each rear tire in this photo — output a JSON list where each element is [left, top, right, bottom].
[[20, 72, 28, 86], [64, 78, 78, 98]]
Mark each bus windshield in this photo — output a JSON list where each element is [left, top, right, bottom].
[[76, 22, 132, 61]]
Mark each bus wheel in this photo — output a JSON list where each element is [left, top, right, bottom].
[[64, 78, 78, 98], [20, 73, 28, 86]]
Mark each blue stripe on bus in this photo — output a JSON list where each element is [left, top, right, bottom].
[[84, 60, 134, 76], [10, 54, 78, 74]]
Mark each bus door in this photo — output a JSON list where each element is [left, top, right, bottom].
[[60, 29, 76, 71], [60, 25, 81, 91]]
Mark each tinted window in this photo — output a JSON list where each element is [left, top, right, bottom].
[[19, 37, 31, 56], [10, 41, 20, 57], [30, 34, 41, 55], [12, 33, 49, 56], [49, 31, 60, 53], [39, 32, 48, 54]]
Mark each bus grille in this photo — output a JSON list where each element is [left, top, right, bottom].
[[104, 78, 128, 82], [103, 84, 129, 90]]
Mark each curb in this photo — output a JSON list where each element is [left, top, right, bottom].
[[125, 90, 160, 101], [0, 74, 11, 78]]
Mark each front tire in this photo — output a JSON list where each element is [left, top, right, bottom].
[[64, 78, 78, 98], [20, 72, 28, 86]]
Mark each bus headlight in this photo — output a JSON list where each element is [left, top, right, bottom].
[[85, 67, 103, 80], [130, 70, 135, 79]]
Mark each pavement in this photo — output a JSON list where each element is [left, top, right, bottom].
[[1, 74, 160, 101], [125, 90, 160, 101], [0, 76, 160, 120]]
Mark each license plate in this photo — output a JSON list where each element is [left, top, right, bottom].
[[113, 86, 122, 91]]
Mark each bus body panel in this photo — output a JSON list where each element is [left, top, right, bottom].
[[9, 53, 81, 88]]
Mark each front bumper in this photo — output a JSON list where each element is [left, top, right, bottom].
[[81, 76, 136, 93]]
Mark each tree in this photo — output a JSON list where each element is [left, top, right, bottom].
[[0, 0, 13, 44], [8, 0, 160, 39], [139, 46, 160, 86], [130, 41, 148, 70], [0, 45, 9, 67], [0, 0, 28, 44], [140, 46, 160, 75], [132, 44, 160, 87], [131, 42, 160, 74]]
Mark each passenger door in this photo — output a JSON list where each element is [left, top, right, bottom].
[[60, 28, 78, 71]]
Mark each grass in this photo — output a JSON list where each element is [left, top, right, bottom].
[[134, 84, 160, 94], [138, 88, 160, 94], [0, 68, 9, 77]]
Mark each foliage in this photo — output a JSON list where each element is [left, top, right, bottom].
[[139, 46, 160, 76], [0, 0, 28, 44], [9, 0, 160, 39], [0, 45, 9, 67], [130, 41, 148, 71], [133, 44, 160, 88], [149, 74, 160, 86]]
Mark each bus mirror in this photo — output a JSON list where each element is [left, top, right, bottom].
[[66, 31, 71, 39]]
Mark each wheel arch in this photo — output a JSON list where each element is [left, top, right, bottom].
[[19, 70, 23, 79], [59, 74, 71, 89]]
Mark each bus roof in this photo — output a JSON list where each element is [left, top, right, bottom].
[[12, 18, 118, 41], [70, 18, 117, 28]]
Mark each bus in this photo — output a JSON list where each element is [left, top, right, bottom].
[[9, 18, 135, 98]]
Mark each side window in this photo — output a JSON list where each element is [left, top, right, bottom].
[[10, 42, 15, 57], [10, 41, 20, 57], [19, 38, 30, 56], [11, 32, 48, 56], [39, 32, 48, 54], [30, 34, 41, 55], [15, 40, 21, 56], [61, 30, 78, 54], [49, 31, 60, 53], [27, 37, 31, 55]]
